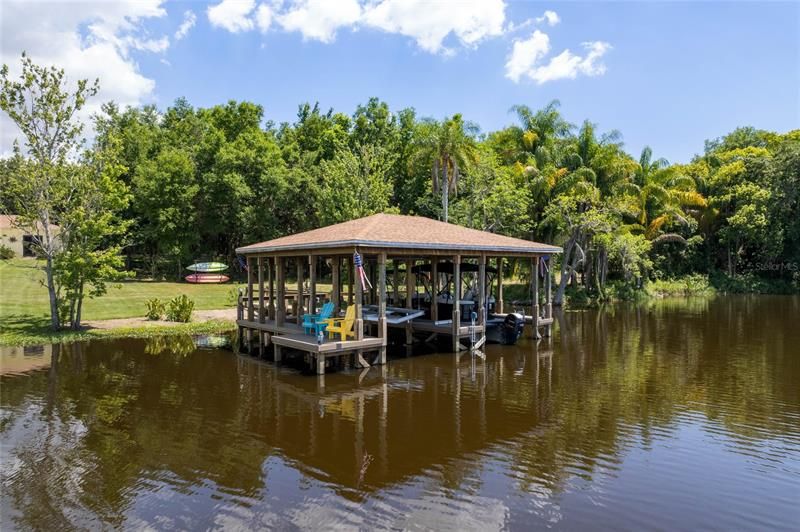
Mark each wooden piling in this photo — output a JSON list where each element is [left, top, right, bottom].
[[544, 255, 552, 337], [332, 256, 341, 312], [452, 255, 461, 352], [309, 255, 317, 315], [377, 252, 387, 365], [276, 257, 286, 327], [478, 254, 486, 327], [247, 256, 255, 322], [258, 256, 265, 324], [268, 257, 275, 320], [496, 257, 504, 314], [405, 259, 414, 345], [532, 256, 541, 339]]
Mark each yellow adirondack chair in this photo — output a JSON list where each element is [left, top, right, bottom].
[[324, 305, 356, 340]]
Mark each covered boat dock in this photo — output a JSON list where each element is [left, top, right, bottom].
[[235, 213, 560, 373]]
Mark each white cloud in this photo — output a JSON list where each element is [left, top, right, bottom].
[[175, 11, 197, 41], [505, 30, 550, 83], [362, 0, 506, 55], [205, 0, 506, 54], [277, 0, 361, 42], [208, 0, 256, 33], [535, 10, 560, 27], [0, 0, 168, 154], [127, 35, 170, 53], [255, 3, 274, 33], [527, 41, 611, 84], [506, 28, 611, 85]]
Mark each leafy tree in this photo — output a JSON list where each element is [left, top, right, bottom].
[[412, 114, 478, 222], [0, 53, 98, 329], [54, 134, 131, 329], [317, 144, 395, 226], [451, 147, 531, 238], [132, 148, 198, 278]]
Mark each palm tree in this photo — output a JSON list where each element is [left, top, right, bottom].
[[413, 114, 478, 222], [623, 147, 707, 243], [511, 100, 573, 168]]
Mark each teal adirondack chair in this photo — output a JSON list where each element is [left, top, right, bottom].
[[303, 301, 335, 336]]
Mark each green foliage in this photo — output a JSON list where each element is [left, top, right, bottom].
[[709, 272, 798, 294], [317, 143, 395, 226], [647, 275, 715, 297], [166, 294, 195, 322], [145, 298, 166, 320], [4, 52, 799, 324], [133, 147, 198, 277], [0, 244, 14, 259], [1, 53, 130, 331]]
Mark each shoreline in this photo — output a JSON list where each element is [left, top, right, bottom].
[[0, 309, 238, 347]]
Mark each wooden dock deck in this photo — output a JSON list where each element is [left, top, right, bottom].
[[270, 333, 385, 374]]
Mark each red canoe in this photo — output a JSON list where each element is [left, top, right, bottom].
[[185, 273, 230, 284]]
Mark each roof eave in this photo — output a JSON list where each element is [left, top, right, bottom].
[[236, 239, 562, 255]]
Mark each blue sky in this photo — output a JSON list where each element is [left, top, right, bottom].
[[2, 1, 799, 163]]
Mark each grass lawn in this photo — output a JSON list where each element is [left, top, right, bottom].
[[1, 258, 245, 321], [0, 258, 339, 346], [1, 259, 248, 345]]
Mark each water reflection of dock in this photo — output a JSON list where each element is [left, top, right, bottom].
[[232, 343, 556, 492]]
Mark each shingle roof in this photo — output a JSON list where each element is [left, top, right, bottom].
[[236, 213, 561, 255]]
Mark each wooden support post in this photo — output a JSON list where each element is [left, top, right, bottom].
[[237, 291, 244, 352], [274, 344, 282, 364], [545, 255, 553, 337], [309, 255, 317, 315], [258, 331, 264, 358], [532, 256, 541, 339], [431, 260, 439, 323], [258, 256, 265, 323], [316, 354, 325, 375], [276, 257, 286, 327], [405, 259, 414, 345], [294, 258, 304, 319], [478, 255, 486, 326], [452, 255, 461, 352], [348, 260, 354, 305], [392, 260, 399, 305], [354, 253, 364, 341], [368, 260, 376, 305], [377, 252, 387, 365], [332, 256, 341, 312], [247, 256, 255, 322], [496, 257, 504, 314], [268, 257, 275, 320]]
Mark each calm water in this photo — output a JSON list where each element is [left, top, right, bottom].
[[1, 296, 799, 530]]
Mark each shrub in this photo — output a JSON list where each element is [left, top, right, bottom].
[[647, 274, 715, 297], [166, 294, 194, 322], [0, 244, 14, 260], [145, 298, 166, 320]]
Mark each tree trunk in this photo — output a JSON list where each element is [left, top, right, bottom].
[[442, 162, 449, 223], [72, 281, 84, 330], [45, 255, 60, 330], [554, 237, 575, 306]]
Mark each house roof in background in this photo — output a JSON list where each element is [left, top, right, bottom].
[[0, 214, 59, 231]]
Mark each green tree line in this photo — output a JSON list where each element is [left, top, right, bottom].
[[1, 55, 798, 329]]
